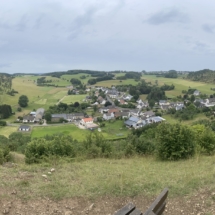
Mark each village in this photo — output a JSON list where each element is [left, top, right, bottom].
[[16, 85, 215, 133]]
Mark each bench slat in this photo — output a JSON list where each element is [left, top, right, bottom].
[[114, 203, 136, 215], [129, 208, 143, 215], [154, 202, 166, 215], [143, 188, 168, 215]]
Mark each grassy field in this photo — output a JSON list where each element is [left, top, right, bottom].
[[94, 79, 139, 87], [0, 126, 18, 137], [142, 74, 215, 98], [163, 113, 210, 125], [31, 120, 129, 141], [61, 94, 87, 104], [1, 154, 215, 200], [31, 124, 89, 141]]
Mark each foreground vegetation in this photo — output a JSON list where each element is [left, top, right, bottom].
[[1, 154, 215, 200]]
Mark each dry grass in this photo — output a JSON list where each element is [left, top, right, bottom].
[[1, 155, 215, 200]]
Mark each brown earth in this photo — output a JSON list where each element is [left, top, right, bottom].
[[1, 188, 215, 215]]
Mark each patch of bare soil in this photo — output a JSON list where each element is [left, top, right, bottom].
[[0, 188, 215, 215]]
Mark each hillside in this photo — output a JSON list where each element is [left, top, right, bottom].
[[186, 69, 215, 83], [0, 155, 215, 214]]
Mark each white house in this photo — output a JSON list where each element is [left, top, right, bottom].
[[23, 115, 35, 123], [80, 117, 94, 126], [203, 98, 215, 107], [19, 125, 30, 131], [159, 100, 169, 106], [193, 90, 200, 96], [103, 112, 115, 120]]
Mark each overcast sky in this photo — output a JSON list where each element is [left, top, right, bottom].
[[1, 0, 215, 73]]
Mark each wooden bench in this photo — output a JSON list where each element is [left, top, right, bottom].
[[114, 188, 168, 215]]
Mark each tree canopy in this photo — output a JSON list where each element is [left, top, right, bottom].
[[18, 95, 29, 107]]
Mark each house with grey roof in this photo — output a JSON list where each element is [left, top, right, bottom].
[[193, 90, 200, 96], [143, 111, 155, 118], [23, 115, 35, 123], [124, 116, 143, 128], [19, 125, 30, 132]]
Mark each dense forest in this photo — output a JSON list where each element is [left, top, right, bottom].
[[187, 69, 215, 83]]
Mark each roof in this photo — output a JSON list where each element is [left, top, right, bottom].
[[23, 115, 35, 120], [149, 116, 165, 122], [129, 116, 140, 123], [114, 112, 122, 117], [36, 108, 45, 115], [144, 111, 155, 116], [19, 125, 30, 129], [208, 98, 215, 103], [51, 114, 67, 119], [130, 109, 139, 113], [83, 118, 93, 122], [124, 120, 136, 126], [121, 112, 129, 116], [108, 108, 119, 113]]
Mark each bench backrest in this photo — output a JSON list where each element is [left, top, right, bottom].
[[114, 188, 168, 215], [143, 188, 168, 215]]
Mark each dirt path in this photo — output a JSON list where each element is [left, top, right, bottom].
[[56, 95, 67, 105], [1, 188, 215, 214]]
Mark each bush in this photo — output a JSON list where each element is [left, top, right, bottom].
[[0, 121, 6, 126], [192, 124, 215, 155], [25, 135, 76, 164], [156, 123, 195, 160]]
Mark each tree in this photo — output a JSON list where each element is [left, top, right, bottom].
[[104, 101, 112, 107], [190, 95, 195, 103], [18, 95, 29, 107], [148, 100, 155, 109], [44, 112, 52, 122], [156, 123, 195, 160], [114, 99, 119, 106]]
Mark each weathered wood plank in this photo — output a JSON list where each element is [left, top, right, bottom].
[[143, 188, 168, 215], [129, 208, 143, 215], [114, 203, 136, 215]]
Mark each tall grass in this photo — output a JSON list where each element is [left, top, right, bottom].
[[1, 154, 215, 200]]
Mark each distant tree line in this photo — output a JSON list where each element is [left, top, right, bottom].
[[88, 74, 114, 85]]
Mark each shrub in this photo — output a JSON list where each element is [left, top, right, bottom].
[[0, 121, 6, 126], [156, 123, 195, 160], [25, 135, 76, 164]]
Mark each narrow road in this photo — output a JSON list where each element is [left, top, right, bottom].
[[56, 95, 67, 105]]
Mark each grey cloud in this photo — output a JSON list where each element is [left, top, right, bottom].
[[15, 15, 28, 31], [0, 15, 28, 31], [68, 7, 98, 40], [202, 24, 215, 33], [34, 14, 45, 29], [146, 8, 189, 25]]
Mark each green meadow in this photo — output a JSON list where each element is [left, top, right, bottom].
[[61, 94, 87, 104], [142, 74, 215, 98], [94, 79, 139, 87], [31, 124, 89, 141], [31, 120, 129, 141], [0, 126, 18, 137]]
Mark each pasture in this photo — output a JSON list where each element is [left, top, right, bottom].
[[31, 120, 129, 141], [31, 124, 89, 141], [61, 94, 87, 104], [94, 79, 139, 87], [0, 126, 18, 137], [142, 75, 215, 98]]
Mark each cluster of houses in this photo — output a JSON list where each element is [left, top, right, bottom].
[[89, 86, 134, 106], [18, 108, 45, 132], [195, 97, 215, 107], [19, 108, 45, 123]]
